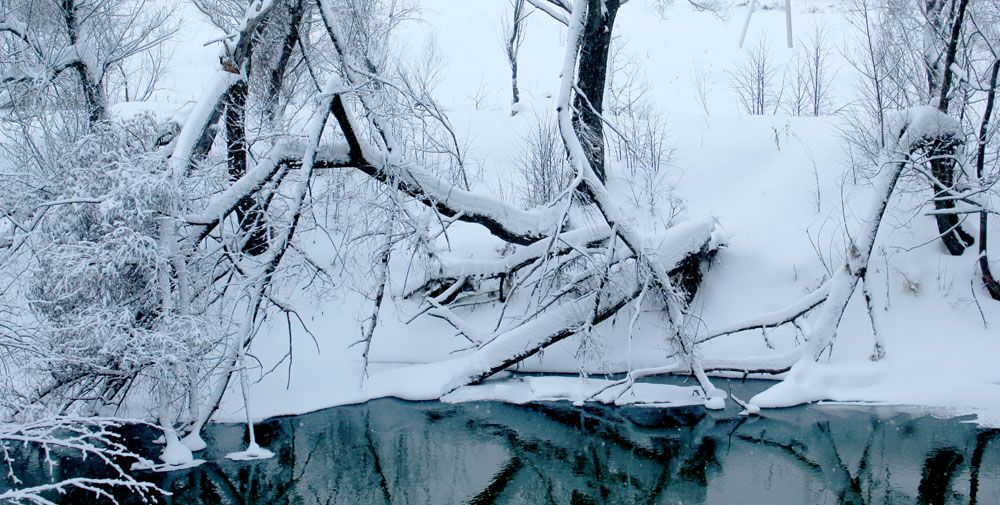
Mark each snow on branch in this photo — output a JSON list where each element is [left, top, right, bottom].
[[350, 159, 567, 245], [434, 224, 613, 280], [0, 417, 161, 505], [323, 97, 567, 245], [885, 105, 962, 154], [168, 70, 241, 176], [360, 214, 717, 402], [526, 0, 570, 25], [182, 142, 351, 245], [700, 280, 831, 343]]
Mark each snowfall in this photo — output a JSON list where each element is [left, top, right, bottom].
[[140, 0, 1000, 429]]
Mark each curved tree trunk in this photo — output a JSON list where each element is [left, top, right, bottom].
[[930, 0, 974, 256], [572, 0, 620, 185], [61, 0, 107, 125], [927, 138, 975, 255]]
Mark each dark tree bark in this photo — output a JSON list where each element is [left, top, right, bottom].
[[573, 0, 620, 185], [61, 0, 107, 125], [976, 59, 1000, 300], [264, 0, 307, 123], [188, 88, 233, 169], [183, 0, 283, 173], [929, 0, 974, 256], [927, 138, 975, 255], [225, 80, 269, 256], [506, 0, 526, 116]]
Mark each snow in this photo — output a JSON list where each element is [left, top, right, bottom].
[[180, 432, 207, 452], [167, 68, 241, 175], [158, 430, 195, 466], [381, 157, 570, 242], [436, 225, 611, 278], [885, 105, 963, 152], [225, 442, 275, 461], [199, 0, 1000, 428], [442, 375, 708, 408], [131, 430, 206, 472], [10, 0, 994, 431]]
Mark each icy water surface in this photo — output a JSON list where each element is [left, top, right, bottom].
[[9, 382, 1000, 504]]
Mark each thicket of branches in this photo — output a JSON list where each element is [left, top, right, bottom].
[[0, 0, 999, 500]]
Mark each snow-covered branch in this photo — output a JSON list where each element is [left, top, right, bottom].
[[704, 108, 969, 409], [0, 417, 161, 505], [700, 281, 831, 343], [526, 0, 570, 25]]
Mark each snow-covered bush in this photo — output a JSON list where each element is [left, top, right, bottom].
[[22, 116, 220, 421], [31, 120, 171, 324]]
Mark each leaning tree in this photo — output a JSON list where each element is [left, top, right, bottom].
[[160, 0, 728, 421], [4, 0, 1000, 472]]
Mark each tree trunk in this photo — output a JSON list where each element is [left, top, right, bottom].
[[264, 0, 307, 123], [927, 138, 975, 255], [929, 0, 974, 256], [62, 0, 106, 125], [977, 59, 1000, 300], [573, 0, 620, 185], [507, 0, 525, 115], [225, 80, 269, 255]]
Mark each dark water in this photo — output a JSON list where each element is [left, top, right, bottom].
[[6, 381, 1000, 504]]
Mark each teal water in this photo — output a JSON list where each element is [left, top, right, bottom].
[[5, 382, 999, 504]]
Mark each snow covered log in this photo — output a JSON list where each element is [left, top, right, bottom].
[[361, 219, 719, 401], [352, 1, 725, 403]]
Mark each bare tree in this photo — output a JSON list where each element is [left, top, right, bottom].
[[502, 0, 527, 115], [927, 0, 976, 255], [528, 0, 623, 183], [804, 23, 834, 116], [846, 0, 977, 255], [705, 107, 966, 376], [0, 0, 174, 126], [974, 58, 1000, 300], [731, 36, 781, 115]]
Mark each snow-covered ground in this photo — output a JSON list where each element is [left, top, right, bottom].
[[141, 0, 1000, 426]]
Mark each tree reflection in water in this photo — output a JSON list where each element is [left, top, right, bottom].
[[26, 398, 1000, 504]]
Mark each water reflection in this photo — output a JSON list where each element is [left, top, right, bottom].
[[13, 393, 1000, 504]]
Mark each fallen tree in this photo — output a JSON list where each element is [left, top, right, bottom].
[[700, 106, 968, 389], [25, 0, 723, 454]]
